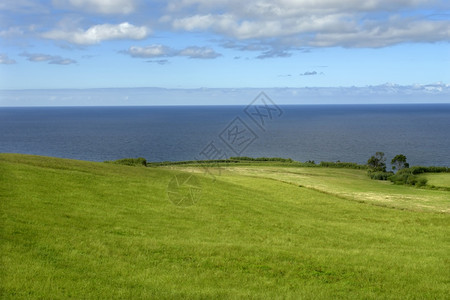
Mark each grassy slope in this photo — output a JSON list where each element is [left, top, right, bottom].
[[166, 164, 450, 213], [223, 166, 450, 213], [1, 154, 449, 298], [422, 173, 450, 188]]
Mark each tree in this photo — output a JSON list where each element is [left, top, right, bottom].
[[367, 152, 386, 172], [391, 154, 409, 171]]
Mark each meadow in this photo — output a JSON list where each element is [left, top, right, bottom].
[[1, 153, 449, 298]]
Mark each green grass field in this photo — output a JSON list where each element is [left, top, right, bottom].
[[422, 173, 450, 188], [1, 154, 449, 298]]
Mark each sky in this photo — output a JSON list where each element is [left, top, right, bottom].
[[0, 0, 449, 105]]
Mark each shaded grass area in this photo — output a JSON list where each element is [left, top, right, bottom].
[[1, 154, 449, 298]]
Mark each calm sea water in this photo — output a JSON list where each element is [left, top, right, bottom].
[[0, 104, 449, 166]]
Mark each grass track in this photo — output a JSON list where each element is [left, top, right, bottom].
[[1, 154, 449, 298]]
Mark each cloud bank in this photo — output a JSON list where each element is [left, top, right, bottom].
[[1, 0, 448, 53], [42, 22, 149, 45], [1, 83, 449, 106], [165, 0, 450, 49], [52, 0, 136, 14], [20, 52, 77, 65], [123, 45, 221, 59]]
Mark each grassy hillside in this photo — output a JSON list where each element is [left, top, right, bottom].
[[1, 154, 449, 298], [422, 173, 450, 188]]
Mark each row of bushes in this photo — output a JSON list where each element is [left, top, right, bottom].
[[319, 161, 368, 170], [149, 159, 242, 166], [367, 169, 428, 187], [229, 157, 294, 162], [389, 172, 428, 187], [105, 157, 375, 170], [104, 157, 147, 166], [228, 157, 368, 169], [398, 166, 450, 175]]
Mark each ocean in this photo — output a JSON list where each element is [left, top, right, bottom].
[[0, 104, 449, 167]]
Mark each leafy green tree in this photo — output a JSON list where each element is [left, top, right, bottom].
[[391, 154, 409, 171], [367, 152, 386, 172]]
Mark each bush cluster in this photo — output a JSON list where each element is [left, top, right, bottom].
[[404, 166, 450, 174], [367, 170, 393, 180], [319, 161, 368, 169], [364, 152, 449, 188], [389, 172, 428, 187], [367, 169, 428, 187]]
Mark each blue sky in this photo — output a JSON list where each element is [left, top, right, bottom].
[[0, 0, 449, 105]]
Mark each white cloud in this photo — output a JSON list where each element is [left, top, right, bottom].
[[165, 0, 450, 48], [256, 49, 292, 59], [52, 0, 136, 14], [2, 84, 449, 106], [308, 18, 450, 47], [0, 27, 25, 38], [42, 22, 149, 45], [20, 52, 77, 65], [2, 0, 448, 63], [0, 0, 49, 13], [0, 54, 16, 64], [166, 0, 440, 15], [123, 45, 222, 59], [125, 45, 173, 58], [178, 46, 222, 59]]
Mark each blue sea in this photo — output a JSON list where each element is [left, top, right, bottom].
[[0, 104, 449, 167]]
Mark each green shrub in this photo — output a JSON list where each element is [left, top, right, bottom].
[[406, 166, 450, 174], [388, 172, 428, 187], [416, 178, 428, 187], [367, 171, 393, 180]]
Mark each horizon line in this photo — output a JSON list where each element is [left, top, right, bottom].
[[2, 103, 450, 108], [1, 82, 449, 92]]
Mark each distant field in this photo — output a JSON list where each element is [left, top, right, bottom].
[[422, 173, 450, 188], [167, 164, 450, 213], [1, 154, 449, 298]]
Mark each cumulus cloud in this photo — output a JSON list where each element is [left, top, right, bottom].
[[309, 18, 450, 48], [42, 22, 149, 45], [178, 46, 222, 59], [122, 45, 221, 60], [222, 40, 307, 59], [164, 0, 450, 49], [20, 52, 76, 65], [0, 54, 16, 64], [2, 0, 449, 62], [256, 49, 292, 59], [125, 45, 173, 58], [221, 40, 268, 51], [52, 0, 136, 14]]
